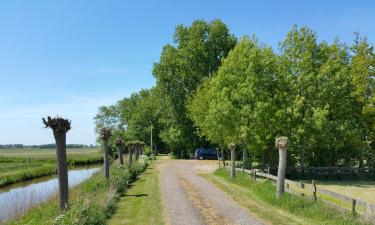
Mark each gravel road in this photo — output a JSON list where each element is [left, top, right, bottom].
[[160, 160, 264, 225]]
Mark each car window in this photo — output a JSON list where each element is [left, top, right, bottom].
[[200, 149, 207, 153]]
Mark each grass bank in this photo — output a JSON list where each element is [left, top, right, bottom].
[[203, 169, 368, 225], [107, 159, 165, 225], [0, 148, 103, 187], [7, 156, 149, 225]]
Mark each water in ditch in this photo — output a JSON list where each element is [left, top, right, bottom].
[[0, 166, 101, 223]]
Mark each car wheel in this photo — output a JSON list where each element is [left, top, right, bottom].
[[199, 156, 204, 160]]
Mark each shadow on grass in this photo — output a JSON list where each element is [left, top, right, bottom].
[[125, 193, 148, 197]]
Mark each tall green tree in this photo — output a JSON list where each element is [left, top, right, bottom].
[[278, 26, 322, 169], [350, 34, 375, 166], [189, 36, 278, 162], [153, 19, 237, 154]]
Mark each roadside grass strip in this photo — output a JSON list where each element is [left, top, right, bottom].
[[202, 169, 368, 225], [107, 161, 165, 225]]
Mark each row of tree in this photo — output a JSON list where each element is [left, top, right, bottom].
[[95, 19, 374, 168], [43, 116, 145, 212]]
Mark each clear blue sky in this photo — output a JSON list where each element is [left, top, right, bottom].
[[0, 0, 374, 145]]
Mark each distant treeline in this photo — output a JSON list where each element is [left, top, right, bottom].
[[0, 144, 98, 149]]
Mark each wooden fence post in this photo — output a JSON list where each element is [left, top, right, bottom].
[[254, 170, 257, 182], [352, 199, 356, 216], [300, 182, 305, 189], [312, 180, 317, 201]]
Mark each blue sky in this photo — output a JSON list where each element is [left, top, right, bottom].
[[0, 0, 374, 145]]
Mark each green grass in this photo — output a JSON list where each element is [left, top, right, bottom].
[[315, 180, 375, 204], [203, 169, 368, 225], [8, 156, 149, 225], [285, 179, 375, 214], [107, 162, 165, 225], [0, 148, 102, 163], [0, 148, 103, 187]]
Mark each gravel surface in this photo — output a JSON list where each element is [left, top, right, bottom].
[[160, 160, 264, 225]]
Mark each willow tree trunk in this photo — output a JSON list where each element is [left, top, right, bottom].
[[129, 146, 133, 168], [103, 139, 109, 179], [276, 147, 287, 198], [54, 132, 69, 211], [117, 145, 124, 165], [135, 146, 139, 160], [230, 144, 236, 178]]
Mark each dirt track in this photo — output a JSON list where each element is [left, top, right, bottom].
[[160, 160, 264, 225]]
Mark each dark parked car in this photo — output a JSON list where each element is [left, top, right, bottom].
[[195, 148, 219, 160]]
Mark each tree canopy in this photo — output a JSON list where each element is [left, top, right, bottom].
[[95, 20, 375, 168]]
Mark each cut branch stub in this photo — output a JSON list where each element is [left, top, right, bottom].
[[42, 116, 71, 135], [100, 128, 111, 141], [275, 136, 289, 149], [228, 143, 236, 150], [115, 138, 124, 147]]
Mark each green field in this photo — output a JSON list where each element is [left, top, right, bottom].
[[315, 180, 375, 204], [284, 179, 375, 214], [0, 148, 103, 187]]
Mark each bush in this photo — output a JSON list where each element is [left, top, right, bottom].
[[144, 146, 152, 156]]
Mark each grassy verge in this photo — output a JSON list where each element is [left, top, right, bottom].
[[107, 160, 165, 225], [8, 156, 149, 225], [203, 169, 368, 225], [0, 148, 103, 187]]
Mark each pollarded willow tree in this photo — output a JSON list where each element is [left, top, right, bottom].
[[100, 128, 111, 179], [116, 138, 125, 165], [43, 116, 71, 211], [94, 88, 164, 155], [126, 140, 146, 167]]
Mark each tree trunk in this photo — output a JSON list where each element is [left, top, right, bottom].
[[276, 148, 287, 198], [103, 139, 110, 179], [222, 149, 226, 169], [301, 145, 305, 176], [54, 133, 69, 211], [230, 145, 236, 178], [216, 148, 220, 169], [243, 149, 248, 170], [135, 146, 140, 160], [129, 146, 133, 168], [117, 145, 124, 165]]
